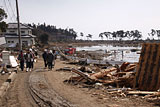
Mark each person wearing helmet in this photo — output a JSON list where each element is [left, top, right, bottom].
[[25, 49, 33, 72]]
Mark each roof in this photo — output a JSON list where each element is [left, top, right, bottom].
[[7, 23, 33, 29], [5, 34, 36, 38]]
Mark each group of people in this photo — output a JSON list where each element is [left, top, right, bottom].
[[42, 49, 56, 70], [18, 49, 37, 72], [18, 48, 56, 72]]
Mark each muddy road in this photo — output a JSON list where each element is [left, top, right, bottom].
[[0, 59, 73, 107], [0, 58, 156, 107]]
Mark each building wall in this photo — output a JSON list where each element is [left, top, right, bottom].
[[6, 28, 32, 35], [6, 37, 35, 46], [5, 24, 34, 47]]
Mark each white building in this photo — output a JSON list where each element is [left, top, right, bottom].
[[4, 23, 36, 47]]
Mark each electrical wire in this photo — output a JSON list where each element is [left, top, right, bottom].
[[7, 0, 17, 21], [3, 0, 16, 22]]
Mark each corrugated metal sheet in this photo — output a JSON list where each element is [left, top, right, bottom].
[[134, 43, 160, 91]]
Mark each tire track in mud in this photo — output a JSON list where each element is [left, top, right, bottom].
[[0, 72, 34, 107], [28, 69, 74, 107], [0, 68, 74, 107]]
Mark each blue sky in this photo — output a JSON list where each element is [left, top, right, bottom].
[[1, 0, 160, 40]]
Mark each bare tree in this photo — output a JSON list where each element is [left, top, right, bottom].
[[148, 29, 156, 40], [130, 30, 142, 40], [103, 32, 112, 40], [156, 30, 160, 40], [99, 33, 103, 40], [80, 32, 84, 40], [86, 34, 92, 40]]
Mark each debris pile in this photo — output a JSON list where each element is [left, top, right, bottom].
[[63, 62, 137, 88], [57, 43, 160, 105]]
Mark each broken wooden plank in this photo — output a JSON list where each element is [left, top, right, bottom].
[[71, 68, 94, 82], [124, 65, 136, 72], [117, 72, 135, 77], [120, 62, 130, 72], [90, 67, 117, 80], [99, 79, 120, 84], [127, 91, 159, 95], [56, 67, 71, 71], [56, 47, 70, 60]]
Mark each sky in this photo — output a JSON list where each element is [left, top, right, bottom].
[[1, 0, 160, 40]]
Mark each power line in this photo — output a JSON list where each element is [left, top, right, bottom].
[[7, 0, 16, 21], [3, 0, 16, 22], [3, 0, 13, 21]]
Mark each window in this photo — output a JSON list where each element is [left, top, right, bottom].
[[21, 31, 25, 33], [9, 31, 15, 33], [11, 41, 14, 43], [22, 41, 28, 46], [8, 41, 10, 43], [28, 30, 32, 34]]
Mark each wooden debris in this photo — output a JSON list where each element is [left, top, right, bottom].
[[65, 61, 136, 88], [124, 65, 136, 72], [127, 91, 159, 95], [78, 66, 93, 73], [57, 47, 70, 61], [64, 76, 84, 83], [90, 67, 117, 80], [120, 62, 130, 72], [107, 88, 133, 92], [71, 68, 94, 83], [120, 62, 136, 72], [56, 67, 71, 71]]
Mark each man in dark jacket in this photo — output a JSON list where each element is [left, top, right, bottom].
[[47, 50, 54, 70], [25, 50, 33, 72], [42, 49, 48, 68], [18, 50, 25, 71]]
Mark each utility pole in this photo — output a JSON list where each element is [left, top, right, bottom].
[[15, 0, 22, 50]]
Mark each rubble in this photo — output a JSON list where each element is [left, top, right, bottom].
[[57, 43, 160, 105], [61, 62, 137, 88]]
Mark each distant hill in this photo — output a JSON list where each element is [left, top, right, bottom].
[[28, 23, 77, 42]]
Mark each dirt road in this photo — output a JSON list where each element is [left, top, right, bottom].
[[0, 58, 156, 107]]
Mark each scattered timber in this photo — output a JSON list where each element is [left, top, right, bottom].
[[127, 91, 160, 95]]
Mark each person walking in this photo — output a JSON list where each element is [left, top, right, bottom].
[[34, 49, 38, 62], [42, 49, 48, 68], [29, 49, 35, 69], [17, 50, 25, 71], [52, 50, 56, 68], [25, 49, 33, 72], [47, 50, 54, 70]]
